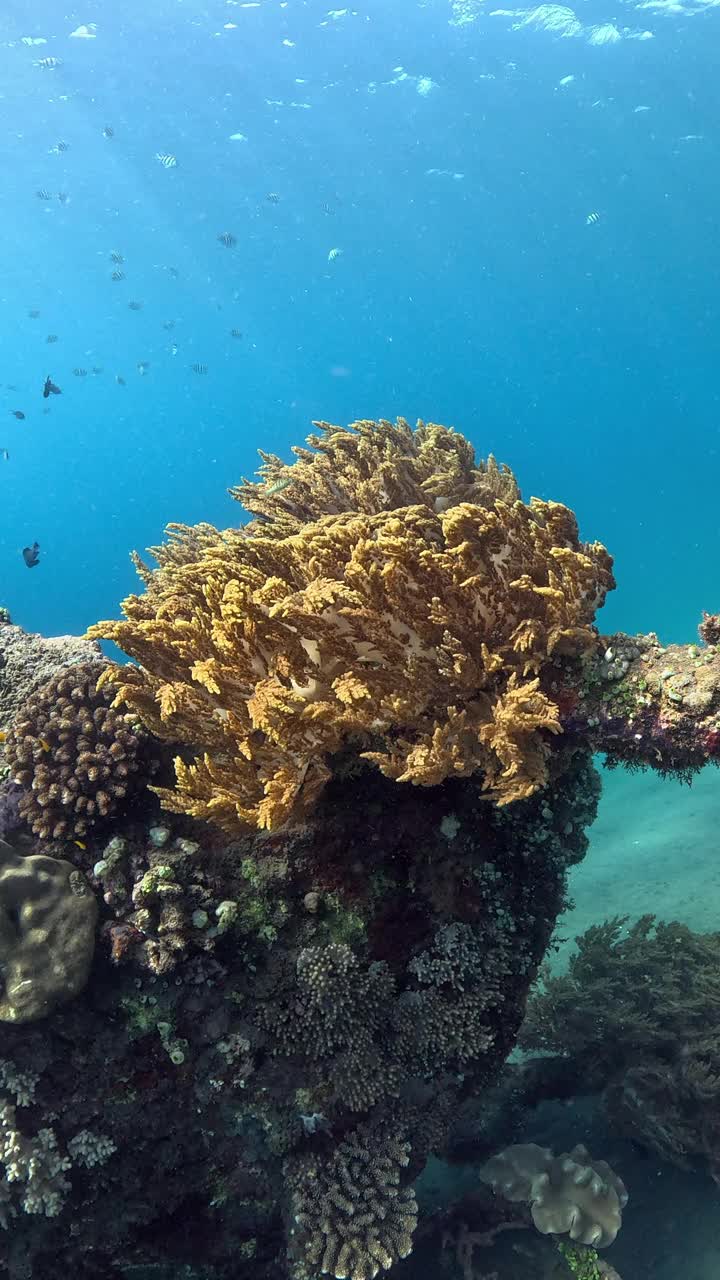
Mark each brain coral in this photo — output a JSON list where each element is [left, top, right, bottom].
[[89, 419, 614, 833]]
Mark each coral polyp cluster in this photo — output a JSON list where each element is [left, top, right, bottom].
[[89, 419, 614, 833], [4, 662, 157, 841]]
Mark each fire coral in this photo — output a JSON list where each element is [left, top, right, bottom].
[[88, 419, 615, 832]]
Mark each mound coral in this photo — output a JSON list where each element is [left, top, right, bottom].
[[0, 840, 97, 1023], [89, 418, 614, 833], [5, 661, 157, 840]]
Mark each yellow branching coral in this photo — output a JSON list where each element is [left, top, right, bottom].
[[88, 419, 614, 832]]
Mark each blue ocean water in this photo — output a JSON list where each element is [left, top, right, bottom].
[[2, 0, 718, 646]]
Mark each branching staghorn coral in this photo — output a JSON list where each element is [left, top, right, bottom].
[[89, 419, 614, 833], [286, 1116, 418, 1280]]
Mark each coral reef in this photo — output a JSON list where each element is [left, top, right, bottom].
[[88, 418, 614, 833], [520, 916, 720, 1184], [4, 661, 158, 840], [0, 620, 101, 744], [0, 840, 97, 1022], [479, 1142, 627, 1248]]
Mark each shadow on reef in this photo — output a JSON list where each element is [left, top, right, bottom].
[[1, 418, 718, 1279]]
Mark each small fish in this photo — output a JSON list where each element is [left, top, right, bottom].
[[128, 300, 143, 311], [43, 376, 61, 398], [264, 477, 292, 496], [39, 737, 51, 752], [191, 363, 208, 375], [22, 542, 40, 568], [57, 191, 70, 205], [230, 328, 243, 339], [136, 361, 149, 376], [102, 125, 114, 139], [162, 320, 175, 331], [10, 410, 25, 420], [116, 375, 126, 385], [51, 140, 69, 153], [327, 247, 342, 262], [28, 309, 40, 319], [0, 731, 6, 742], [36, 189, 52, 200], [111, 270, 125, 281], [46, 334, 58, 343], [170, 343, 178, 356], [217, 231, 237, 249], [34, 56, 63, 69], [321, 202, 335, 215], [73, 367, 87, 377], [110, 251, 124, 264], [266, 192, 280, 204], [91, 367, 104, 375], [74, 839, 87, 850], [155, 153, 178, 168], [586, 211, 601, 225], [0, 450, 8, 461], [167, 266, 179, 279]]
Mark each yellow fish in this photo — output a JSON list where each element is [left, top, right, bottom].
[[0, 731, 6, 743], [74, 839, 87, 850], [39, 738, 51, 752]]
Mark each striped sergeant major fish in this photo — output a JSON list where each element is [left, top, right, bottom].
[[586, 211, 601, 226], [154, 153, 178, 168]]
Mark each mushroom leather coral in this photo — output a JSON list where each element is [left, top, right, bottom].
[[89, 419, 614, 833]]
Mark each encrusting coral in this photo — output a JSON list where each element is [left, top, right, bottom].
[[89, 418, 614, 833], [478, 1141, 627, 1248], [4, 661, 158, 840], [0, 840, 97, 1023]]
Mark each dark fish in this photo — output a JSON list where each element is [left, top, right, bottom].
[[128, 300, 143, 311], [43, 376, 61, 398], [22, 543, 40, 569], [36, 189, 52, 200], [191, 363, 208, 375], [230, 328, 243, 339], [53, 140, 69, 153], [46, 334, 58, 343], [167, 266, 179, 278], [91, 367, 104, 375], [116, 375, 126, 385], [57, 192, 70, 205], [72, 367, 87, 377], [10, 411, 25, 420], [217, 231, 237, 249], [266, 192, 280, 204], [102, 125, 114, 139], [110, 251, 124, 264], [136, 361, 149, 376], [111, 270, 125, 281], [28, 309, 40, 319], [162, 320, 175, 331], [0, 450, 8, 461]]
